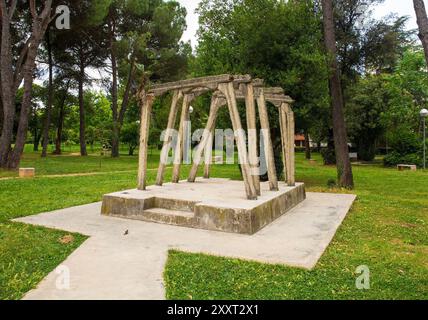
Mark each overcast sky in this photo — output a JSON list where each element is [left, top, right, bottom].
[[178, 0, 426, 48]]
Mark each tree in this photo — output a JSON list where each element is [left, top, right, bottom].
[[53, 0, 108, 156], [0, 0, 55, 169], [414, 0, 428, 65], [41, 27, 54, 157], [322, 0, 354, 188], [195, 0, 330, 177], [98, 0, 188, 157]]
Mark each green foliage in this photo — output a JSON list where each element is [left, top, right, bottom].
[[383, 129, 423, 167], [321, 147, 336, 165], [121, 122, 140, 155]]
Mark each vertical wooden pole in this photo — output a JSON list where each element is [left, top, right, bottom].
[[256, 89, 279, 191], [203, 131, 214, 179], [188, 96, 220, 182], [219, 82, 258, 200], [156, 90, 183, 186], [137, 94, 155, 190], [279, 103, 288, 183], [241, 84, 261, 195], [287, 110, 296, 186], [172, 94, 193, 183]]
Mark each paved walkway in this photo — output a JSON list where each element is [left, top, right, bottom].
[[15, 192, 356, 300]]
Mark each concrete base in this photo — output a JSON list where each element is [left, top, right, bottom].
[[14, 193, 356, 300], [101, 178, 306, 235]]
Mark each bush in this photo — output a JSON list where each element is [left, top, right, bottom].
[[383, 129, 424, 167], [321, 148, 336, 165], [383, 152, 422, 167]]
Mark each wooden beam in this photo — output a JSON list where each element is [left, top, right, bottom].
[[148, 75, 233, 96], [188, 96, 220, 182], [137, 94, 155, 190], [241, 83, 261, 196], [156, 90, 183, 186], [218, 82, 258, 200], [257, 89, 279, 191], [279, 103, 289, 183], [172, 94, 194, 183], [203, 130, 214, 179]]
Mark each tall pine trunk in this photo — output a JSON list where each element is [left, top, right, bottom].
[[54, 83, 69, 155], [414, 0, 428, 64], [304, 130, 311, 160], [41, 29, 54, 158], [322, 0, 354, 188], [0, 8, 14, 168], [78, 61, 87, 156], [110, 43, 119, 158]]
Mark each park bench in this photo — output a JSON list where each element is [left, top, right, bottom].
[[397, 164, 417, 171]]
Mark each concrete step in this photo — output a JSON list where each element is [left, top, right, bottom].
[[153, 197, 197, 212], [141, 207, 196, 227]]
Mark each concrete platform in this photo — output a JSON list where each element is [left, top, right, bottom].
[[14, 192, 356, 300], [101, 178, 306, 234]]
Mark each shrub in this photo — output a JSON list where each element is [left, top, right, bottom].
[[383, 129, 423, 167], [384, 151, 422, 167], [321, 148, 336, 165]]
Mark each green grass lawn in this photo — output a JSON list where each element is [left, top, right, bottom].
[[0, 148, 427, 300]]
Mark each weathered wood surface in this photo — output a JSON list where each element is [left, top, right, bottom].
[[172, 94, 194, 183], [241, 83, 261, 196], [137, 94, 155, 190], [148, 74, 253, 96], [257, 89, 279, 191], [188, 96, 220, 182], [156, 90, 183, 186], [219, 82, 258, 200]]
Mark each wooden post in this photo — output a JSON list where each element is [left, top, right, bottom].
[[219, 82, 258, 200], [241, 83, 261, 196], [280, 102, 295, 186], [203, 133, 214, 179], [156, 90, 183, 186], [188, 96, 220, 182], [256, 89, 279, 191], [137, 93, 155, 190], [279, 103, 288, 183], [172, 94, 193, 183], [287, 110, 296, 186]]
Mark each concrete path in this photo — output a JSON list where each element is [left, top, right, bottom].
[[15, 192, 356, 300]]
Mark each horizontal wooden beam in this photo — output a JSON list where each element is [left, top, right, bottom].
[[214, 87, 294, 106], [148, 74, 255, 96]]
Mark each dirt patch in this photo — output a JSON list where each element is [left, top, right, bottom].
[[59, 234, 74, 244]]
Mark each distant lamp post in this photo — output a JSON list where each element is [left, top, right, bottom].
[[421, 108, 428, 170]]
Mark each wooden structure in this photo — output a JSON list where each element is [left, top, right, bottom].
[[137, 74, 296, 200]]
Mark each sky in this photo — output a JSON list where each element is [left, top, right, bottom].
[[178, 0, 426, 48]]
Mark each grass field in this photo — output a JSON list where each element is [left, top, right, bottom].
[[0, 147, 427, 300]]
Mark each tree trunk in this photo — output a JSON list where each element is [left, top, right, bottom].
[[414, 0, 428, 65], [7, 48, 39, 168], [322, 0, 354, 188], [304, 130, 311, 160], [78, 62, 87, 156], [41, 29, 54, 158], [0, 0, 53, 169], [110, 45, 119, 158], [0, 8, 14, 168], [54, 84, 69, 155]]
